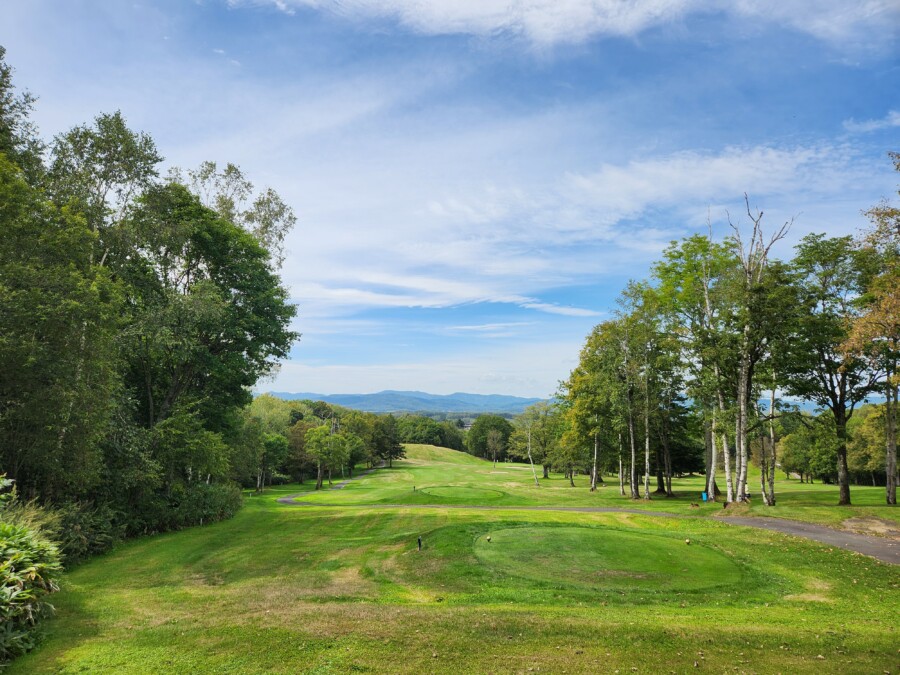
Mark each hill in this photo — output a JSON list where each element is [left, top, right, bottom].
[[266, 390, 544, 414]]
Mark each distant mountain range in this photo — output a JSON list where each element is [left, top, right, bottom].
[[267, 390, 545, 414]]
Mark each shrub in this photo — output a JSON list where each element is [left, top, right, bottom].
[[121, 483, 243, 536], [172, 483, 243, 528], [0, 520, 62, 662], [55, 502, 125, 566]]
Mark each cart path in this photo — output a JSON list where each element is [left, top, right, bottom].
[[276, 475, 899, 565]]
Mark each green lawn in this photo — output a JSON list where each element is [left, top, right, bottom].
[[11, 445, 899, 674], [297, 444, 900, 530]]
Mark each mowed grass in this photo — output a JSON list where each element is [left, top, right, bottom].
[[11, 445, 899, 674], [298, 444, 900, 530]]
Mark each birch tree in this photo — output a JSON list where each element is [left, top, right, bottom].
[[727, 196, 790, 501], [654, 234, 736, 502]]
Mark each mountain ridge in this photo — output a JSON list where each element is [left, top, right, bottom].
[[266, 390, 545, 414]]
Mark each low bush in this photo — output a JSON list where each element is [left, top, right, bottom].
[[173, 482, 243, 527], [0, 477, 62, 663], [122, 483, 243, 536], [55, 502, 125, 566]]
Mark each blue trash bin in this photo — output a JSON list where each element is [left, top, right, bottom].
[[701, 492, 708, 502]]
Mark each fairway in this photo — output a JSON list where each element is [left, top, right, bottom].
[[10, 445, 900, 674]]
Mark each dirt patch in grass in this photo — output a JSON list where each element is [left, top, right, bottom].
[[785, 578, 833, 603], [842, 517, 900, 540], [716, 502, 752, 517], [785, 592, 832, 602]]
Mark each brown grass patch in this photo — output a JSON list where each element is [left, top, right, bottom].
[[785, 578, 832, 603], [784, 592, 832, 603], [842, 517, 900, 540], [715, 502, 752, 517]]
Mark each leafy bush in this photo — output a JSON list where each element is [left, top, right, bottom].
[[173, 483, 243, 527], [55, 502, 125, 566], [0, 497, 62, 661], [121, 483, 243, 536]]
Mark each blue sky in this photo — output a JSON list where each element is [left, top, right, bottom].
[[5, 1, 899, 397]]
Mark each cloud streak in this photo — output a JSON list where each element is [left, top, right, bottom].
[[843, 110, 900, 133], [238, 0, 899, 47]]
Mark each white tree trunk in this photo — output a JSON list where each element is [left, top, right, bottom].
[[643, 395, 651, 500], [526, 427, 540, 488]]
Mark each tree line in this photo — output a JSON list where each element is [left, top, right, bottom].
[[0, 48, 301, 565], [503, 171, 897, 506], [243, 394, 408, 490]]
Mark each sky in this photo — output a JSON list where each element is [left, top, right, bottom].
[[4, 1, 899, 397]]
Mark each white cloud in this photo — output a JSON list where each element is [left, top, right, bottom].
[[563, 146, 832, 221], [279, 139, 882, 325], [517, 301, 601, 317], [238, 0, 899, 47], [449, 322, 535, 332], [843, 110, 900, 133]]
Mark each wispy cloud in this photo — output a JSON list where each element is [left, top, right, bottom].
[[282, 141, 881, 325], [843, 110, 900, 133], [236, 0, 899, 47], [517, 301, 601, 317], [449, 322, 535, 332]]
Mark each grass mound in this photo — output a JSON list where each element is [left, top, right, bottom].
[[473, 526, 742, 592], [403, 444, 484, 465]]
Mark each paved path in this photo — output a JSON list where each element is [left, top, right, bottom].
[[277, 474, 899, 565], [328, 464, 383, 490]]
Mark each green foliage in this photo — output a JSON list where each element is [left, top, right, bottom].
[[0, 151, 121, 500], [172, 483, 243, 527], [121, 483, 242, 535], [54, 502, 124, 566], [779, 420, 838, 483], [847, 404, 889, 482], [396, 415, 466, 451], [0, 482, 62, 662], [0, 46, 44, 182], [466, 415, 513, 460], [305, 425, 352, 487], [372, 415, 406, 467], [0, 49, 298, 574]]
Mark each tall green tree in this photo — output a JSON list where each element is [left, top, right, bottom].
[[0, 154, 120, 499], [510, 402, 562, 483], [843, 154, 899, 504], [785, 234, 879, 505], [654, 234, 738, 501], [121, 183, 297, 435], [373, 415, 405, 468], [0, 47, 43, 182], [466, 415, 513, 461]]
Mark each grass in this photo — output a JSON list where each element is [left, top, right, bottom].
[[298, 444, 900, 530], [10, 445, 900, 674]]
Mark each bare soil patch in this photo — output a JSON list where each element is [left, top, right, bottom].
[[842, 517, 900, 540]]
